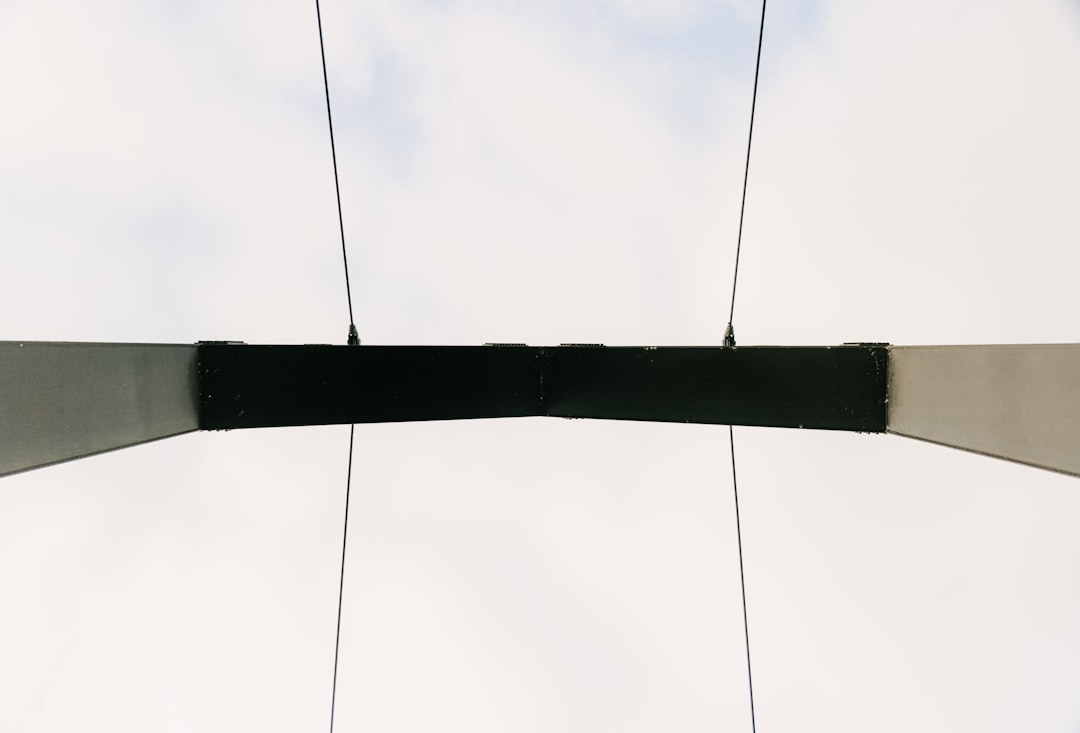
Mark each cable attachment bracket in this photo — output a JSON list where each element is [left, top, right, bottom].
[[347, 324, 360, 346], [724, 323, 736, 348]]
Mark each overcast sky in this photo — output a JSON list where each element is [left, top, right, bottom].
[[3, 0, 1080, 730]]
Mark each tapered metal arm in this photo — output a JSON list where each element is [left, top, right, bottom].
[[887, 344, 1080, 477], [0, 342, 199, 477]]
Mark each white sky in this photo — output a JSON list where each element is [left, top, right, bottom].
[[3, 0, 1080, 730]]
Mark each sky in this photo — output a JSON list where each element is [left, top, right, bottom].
[[2, 0, 1080, 730]]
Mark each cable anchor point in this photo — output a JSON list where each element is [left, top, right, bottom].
[[724, 323, 736, 348], [347, 324, 360, 346]]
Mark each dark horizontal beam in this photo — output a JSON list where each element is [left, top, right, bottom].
[[198, 344, 888, 432], [543, 345, 887, 431], [198, 345, 544, 429]]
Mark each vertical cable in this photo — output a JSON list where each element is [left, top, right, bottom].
[[315, 0, 359, 345], [725, 0, 768, 346], [729, 426, 757, 733], [316, 2, 360, 730], [724, 3, 767, 727], [329, 425, 356, 733]]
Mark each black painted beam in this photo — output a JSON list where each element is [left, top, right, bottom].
[[544, 345, 887, 431], [198, 345, 543, 429], [198, 344, 887, 432]]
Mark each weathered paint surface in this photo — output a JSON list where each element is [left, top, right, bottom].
[[888, 345, 1080, 477]]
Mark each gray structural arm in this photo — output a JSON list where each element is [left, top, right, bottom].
[[887, 344, 1080, 478], [0, 342, 200, 477]]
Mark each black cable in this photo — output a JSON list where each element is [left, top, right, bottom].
[[329, 424, 356, 733], [729, 426, 757, 733], [726, 0, 768, 343], [725, 5, 767, 726], [315, 0, 359, 344], [315, 4, 360, 729]]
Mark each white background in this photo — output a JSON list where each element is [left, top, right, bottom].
[[3, 0, 1080, 730]]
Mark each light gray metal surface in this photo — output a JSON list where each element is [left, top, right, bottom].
[[888, 345, 1080, 478], [0, 342, 199, 477]]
